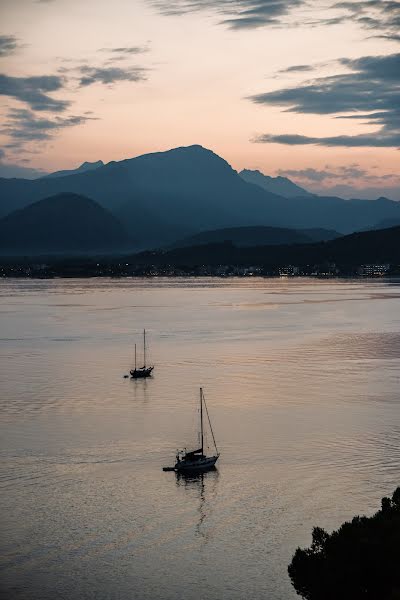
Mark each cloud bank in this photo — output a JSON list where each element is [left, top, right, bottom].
[[148, 0, 400, 34], [250, 53, 400, 148], [277, 164, 400, 200]]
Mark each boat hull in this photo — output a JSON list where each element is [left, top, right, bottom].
[[130, 366, 153, 379], [175, 455, 219, 473]]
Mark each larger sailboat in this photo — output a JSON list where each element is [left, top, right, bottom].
[[130, 329, 154, 379], [164, 388, 220, 473]]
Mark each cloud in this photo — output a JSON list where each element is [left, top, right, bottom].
[[332, 1, 400, 41], [276, 164, 400, 199], [278, 165, 400, 183], [148, 0, 400, 35], [1, 108, 95, 144], [148, 0, 303, 29], [77, 65, 148, 86], [250, 52, 400, 148], [99, 45, 149, 55], [0, 138, 47, 178], [0, 34, 22, 57], [254, 133, 400, 147], [0, 73, 69, 111], [0, 160, 47, 179], [278, 64, 315, 73]]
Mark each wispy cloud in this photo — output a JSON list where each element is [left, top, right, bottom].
[[149, 0, 303, 29], [77, 65, 148, 86], [0, 45, 150, 157], [333, 1, 400, 41], [277, 163, 400, 199], [148, 0, 400, 36], [0, 157, 47, 179], [0, 34, 22, 57], [99, 45, 150, 55], [1, 108, 95, 144], [278, 64, 316, 74], [250, 53, 400, 148], [0, 73, 69, 111], [278, 164, 400, 183]]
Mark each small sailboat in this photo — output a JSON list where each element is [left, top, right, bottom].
[[130, 329, 154, 379], [163, 388, 220, 473]]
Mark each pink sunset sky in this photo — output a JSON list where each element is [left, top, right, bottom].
[[0, 0, 399, 198]]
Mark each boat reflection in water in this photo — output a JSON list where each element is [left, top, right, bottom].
[[175, 469, 220, 539]]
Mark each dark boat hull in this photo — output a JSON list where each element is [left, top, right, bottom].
[[130, 366, 154, 379], [175, 455, 219, 473]]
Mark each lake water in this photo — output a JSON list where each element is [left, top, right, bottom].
[[1, 277, 399, 600]]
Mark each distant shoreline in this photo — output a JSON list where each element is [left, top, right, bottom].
[[1, 271, 399, 281]]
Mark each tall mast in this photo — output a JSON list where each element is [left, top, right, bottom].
[[134, 343, 137, 370], [143, 329, 146, 367], [203, 392, 219, 455], [200, 387, 204, 455]]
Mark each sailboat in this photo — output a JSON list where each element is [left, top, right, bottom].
[[164, 388, 220, 473], [130, 329, 154, 379]]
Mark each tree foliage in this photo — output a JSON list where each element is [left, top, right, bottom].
[[288, 487, 400, 600]]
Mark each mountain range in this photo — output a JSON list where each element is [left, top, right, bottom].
[[1, 145, 399, 254]]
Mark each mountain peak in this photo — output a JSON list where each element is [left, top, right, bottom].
[[239, 168, 313, 199], [78, 160, 104, 171], [44, 160, 104, 179]]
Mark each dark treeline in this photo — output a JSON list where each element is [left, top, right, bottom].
[[1, 225, 399, 278], [134, 225, 400, 267], [288, 487, 400, 600]]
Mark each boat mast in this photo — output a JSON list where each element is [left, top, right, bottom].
[[200, 387, 204, 455], [203, 391, 219, 455], [134, 343, 137, 370], [143, 329, 146, 368]]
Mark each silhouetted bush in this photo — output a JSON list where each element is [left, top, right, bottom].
[[288, 487, 400, 600]]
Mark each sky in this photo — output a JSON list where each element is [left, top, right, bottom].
[[0, 0, 399, 198]]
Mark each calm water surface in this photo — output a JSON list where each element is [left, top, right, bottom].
[[1, 277, 399, 600]]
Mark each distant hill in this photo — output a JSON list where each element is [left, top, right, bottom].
[[133, 226, 400, 267], [44, 161, 104, 179], [239, 169, 313, 198], [1, 145, 400, 247], [170, 226, 340, 249], [300, 228, 341, 242], [0, 193, 132, 254], [365, 216, 400, 231]]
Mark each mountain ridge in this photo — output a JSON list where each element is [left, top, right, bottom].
[[1, 145, 400, 248], [44, 160, 105, 179]]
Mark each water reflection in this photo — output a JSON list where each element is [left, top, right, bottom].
[[175, 469, 220, 539], [130, 377, 151, 402]]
